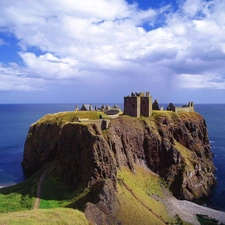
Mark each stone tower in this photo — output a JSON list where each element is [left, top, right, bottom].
[[140, 91, 152, 117], [124, 92, 152, 117]]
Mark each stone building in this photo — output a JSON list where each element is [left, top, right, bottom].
[[152, 99, 160, 110], [167, 102, 194, 113], [80, 104, 93, 111], [124, 92, 152, 117]]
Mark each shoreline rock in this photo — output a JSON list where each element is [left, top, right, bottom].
[[161, 189, 225, 224]]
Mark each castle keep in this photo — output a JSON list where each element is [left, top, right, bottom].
[[124, 92, 152, 118]]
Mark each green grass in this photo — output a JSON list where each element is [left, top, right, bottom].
[[0, 162, 199, 225], [0, 208, 89, 225], [0, 169, 43, 212], [0, 164, 92, 224], [151, 110, 179, 120], [197, 214, 223, 225], [0, 163, 90, 212], [35, 111, 107, 126], [38, 165, 90, 210]]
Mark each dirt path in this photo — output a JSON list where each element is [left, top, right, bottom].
[[33, 167, 51, 209]]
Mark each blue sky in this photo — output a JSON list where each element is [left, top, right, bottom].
[[0, 0, 225, 104]]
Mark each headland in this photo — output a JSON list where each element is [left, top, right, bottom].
[[1, 92, 224, 225]]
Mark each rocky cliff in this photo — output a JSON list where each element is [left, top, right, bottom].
[[22, 110, 216, 223]]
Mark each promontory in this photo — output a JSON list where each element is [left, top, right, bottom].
[[21, 93, 222, 224]]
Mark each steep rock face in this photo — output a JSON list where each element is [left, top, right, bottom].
[[22, 111, 216, 201], [56, 123, 117, 189], [22, 122, 61, 176], [105, 113, 215, 200]]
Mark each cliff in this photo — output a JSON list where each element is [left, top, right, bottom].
[[22, 110, 216, 224]]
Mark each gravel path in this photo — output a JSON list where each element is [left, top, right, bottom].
[[161, 190, 225, 225]]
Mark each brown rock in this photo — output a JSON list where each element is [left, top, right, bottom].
[[22, 111, 216, 208]]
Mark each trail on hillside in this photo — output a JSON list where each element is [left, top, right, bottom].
[[121, 181, 167, 225], [33, 166, 51, 210]]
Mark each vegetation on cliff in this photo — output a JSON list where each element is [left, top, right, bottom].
[[35, 111, 107, 126], [0, 110, 219, 224], [0, 162, 185, 224]]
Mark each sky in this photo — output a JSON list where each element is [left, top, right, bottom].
[[0, 0, 225, 104]]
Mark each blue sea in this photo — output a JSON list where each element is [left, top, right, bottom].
[[0, 104, 225, 211]]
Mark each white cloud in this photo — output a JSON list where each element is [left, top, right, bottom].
[[0, 63, 44, 91], [19, 52, 79, 79], [182, 0, 203, 18], [0, 0, 225, 102], [177, 73, 225, 89]]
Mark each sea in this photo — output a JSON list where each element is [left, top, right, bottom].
[[0, 104, 225, 211]]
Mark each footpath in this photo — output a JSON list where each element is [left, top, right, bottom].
[[33, 166, 51, 209]]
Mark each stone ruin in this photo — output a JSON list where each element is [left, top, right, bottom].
[[76, 92, 194, 118]]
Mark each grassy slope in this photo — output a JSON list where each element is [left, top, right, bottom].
[[0, 164, 90, 224], [0, 169, 42, 212], [115, 165, 196, 225], [0, 208, 89, 225], [0, 164, 176, 224], [37, 164, 90, 209], [116, 165, 177, 225]]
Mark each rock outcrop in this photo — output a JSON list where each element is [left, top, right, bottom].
[[22, 111, 216, 223]]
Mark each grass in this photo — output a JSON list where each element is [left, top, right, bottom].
[[0, 163, 188, 225], [35, 111, 107, 126], [0, 160, 202, 225], [174, 141, 195, 170], [150, 110, 180, 121], [38, 165, 90, 209], [0, 169, 43, 212], [0, 164, 91, 224], [115, 165, 173, 225], [0, 163, 90, 212], [139, 110, 180, 132], [0, 208, 89, 225]]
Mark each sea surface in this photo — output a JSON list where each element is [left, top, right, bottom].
[[0, 104, 224, 211]]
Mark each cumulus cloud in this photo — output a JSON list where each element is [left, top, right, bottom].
[[0, 0, 225, 102], [19, 52, 79, 79], [0, 63, 44, 91]]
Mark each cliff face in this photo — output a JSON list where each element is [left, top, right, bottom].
[[22, 111, 216, 202]]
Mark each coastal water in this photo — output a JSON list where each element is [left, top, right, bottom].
[[196, 104, 225, 211], [0, 104, 224, 211]]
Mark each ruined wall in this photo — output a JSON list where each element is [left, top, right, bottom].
[[167, 102, 194, 113], [175, 107, 194, 113]]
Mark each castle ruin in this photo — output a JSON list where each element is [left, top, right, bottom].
[[124, 92, 152, 118], [167, 102, 194, 113], [77, 92, 194, 119]]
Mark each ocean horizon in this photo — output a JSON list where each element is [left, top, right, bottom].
[[0, 103, 225, 211]]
